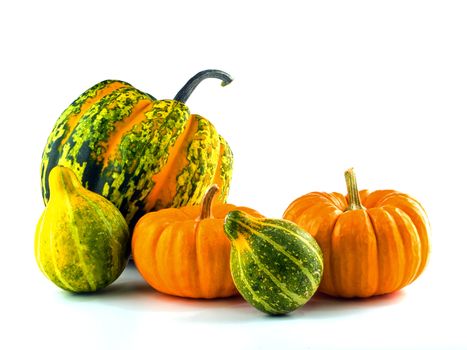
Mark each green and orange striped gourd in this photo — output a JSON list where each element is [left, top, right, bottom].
[[41, 70, 234, 228]]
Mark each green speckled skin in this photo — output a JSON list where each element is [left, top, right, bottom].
[[41, 80, 233, 228], [35, 166, 130, 292], [224, 210, 323, 315]]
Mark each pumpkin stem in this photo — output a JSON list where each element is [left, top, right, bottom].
[[199, 185, 220, 220], [345, 168, 365, 211], [174, 70, 233, 104]]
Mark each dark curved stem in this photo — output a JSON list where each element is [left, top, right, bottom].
[[174, 70, 233, 103]]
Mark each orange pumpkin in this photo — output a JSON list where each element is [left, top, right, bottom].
[[283, 168, 430, 298], [132, 185, 262, 298]]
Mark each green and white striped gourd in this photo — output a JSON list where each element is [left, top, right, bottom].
[[224, 210, 324, 315]]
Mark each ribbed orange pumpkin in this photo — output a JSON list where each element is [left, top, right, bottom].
[[283, 168, 430, 298], [132, 185, 262, 298]]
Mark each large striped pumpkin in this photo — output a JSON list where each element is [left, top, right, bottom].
[[41, 70, 234, 228]]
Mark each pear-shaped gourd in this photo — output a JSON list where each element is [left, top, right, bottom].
[[35, 166, 130, 292], [224, 210, 323, 315]]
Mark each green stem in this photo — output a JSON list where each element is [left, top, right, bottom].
[[199, 184, 219, 220], [174, 70, 233, 104], [345, 168, 364, 211]]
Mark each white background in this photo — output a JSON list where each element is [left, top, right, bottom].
[[1, 1, 466, 349]]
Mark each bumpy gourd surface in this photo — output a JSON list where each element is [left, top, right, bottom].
[[225, 210, 323, 315], [35, 166, 130, 292], [41, 80, 233, 227]]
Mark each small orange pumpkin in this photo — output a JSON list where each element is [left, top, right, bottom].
[[283, 168, 431, 298], [132, 185, 262, 299]]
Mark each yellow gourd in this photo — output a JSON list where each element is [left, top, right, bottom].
[[35, 166, 130, 292]]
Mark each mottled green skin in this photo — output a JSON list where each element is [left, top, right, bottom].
[[35, 167, 130, 293], [41, 80, 233, 228], [224, 210, 323, 315]]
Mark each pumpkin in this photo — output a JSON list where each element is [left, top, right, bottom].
[[283, 168, 431, 298], [35, 166, 130, 292], [132, 185, 262, 299], [41, 70, 234, 228], [224, 210, 323, 315]]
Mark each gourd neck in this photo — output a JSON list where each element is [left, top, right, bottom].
[[345, 168, 365, 211], [198, 185, 219, 220], [49, 166, 82, 199], [174, 69, 233, 104]]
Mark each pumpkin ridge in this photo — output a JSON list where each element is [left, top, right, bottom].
[[193, 219, 205, 297], [42, 86, 143, 202], [108, 100, 191, 225], [143, 113, 197, 212], [172, 116, 220, 207], [367, 208, 401, 295], [68, 80, 132, 115], [284, 193, 314, 219], [232, 248, 276, 314], [230, 218, 318, 289], [60, 81, 131, 148], [132, 216, 169, 291], [100, 99, 154, 168], [384, 207, 422, 288], [159, 223, 191, 296], [153, 226, 176, 295], [324, 192, 348, 210], [40, 81, 128, 183], [151, 226, 172, 295], [364, 210, 380, 295], [47, 90, 134, 199], [331, 211, 378, 297], [215, 136, 233, 201], [378, 197, 430, 280], [319, 209, 340, 295], [380, 206, 408, 292], [362, 211, 379, 296]]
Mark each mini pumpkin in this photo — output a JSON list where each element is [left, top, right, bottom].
[[283, 168, 431, 298], [132, 185, 262, 299]]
